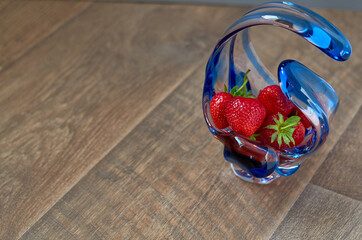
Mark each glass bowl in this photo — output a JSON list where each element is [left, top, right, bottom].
[[202, 1, 351, 184]]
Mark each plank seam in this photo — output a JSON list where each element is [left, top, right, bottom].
[[309, 183, 362, 203]]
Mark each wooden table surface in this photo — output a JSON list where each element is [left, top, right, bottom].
[[1, 1, 361, 239]]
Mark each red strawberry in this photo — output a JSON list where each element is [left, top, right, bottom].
[[210, 69, 252, 129], [258, 85, 294, 116], [290, 107, 312, 128], [210, 92, 233, 129], [259, 113, 305, 150], [225, 96, 266, 137]]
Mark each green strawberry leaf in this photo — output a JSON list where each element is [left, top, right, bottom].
[[224, 84, 228, 93], [278, 113, 285, 124], [287, 127, 295, 135], [272, 116, 279, 125], [265, 125, 278, 130], [230, 85, 238, 95], [249, 133, 260, 141], [281, 116, 301, 129], [287, 134, 295, 145], [271, 132, 278, 143], [233, 78, 248, 97], [283, 135, 291, 146], [266, 112, 302, 148], [277, 134, 282, 147]]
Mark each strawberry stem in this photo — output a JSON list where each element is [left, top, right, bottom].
[[231, 69, 252, 98], [242, 69, 250, 96], [224, 84, 228, 93]]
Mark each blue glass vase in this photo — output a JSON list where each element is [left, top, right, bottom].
[[202, 2, 351, 184]]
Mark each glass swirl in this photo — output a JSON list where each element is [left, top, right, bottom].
[[202, 1, 352, 184]]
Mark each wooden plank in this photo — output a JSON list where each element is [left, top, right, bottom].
[[0, 0, 11, 11], [20, 11, 362, 237], [117, 0, 362, 10], [0, 0, 90, 71], [270, 184, 362, 240], [311, 107, 362, 201], [0, 3, 246, 240]]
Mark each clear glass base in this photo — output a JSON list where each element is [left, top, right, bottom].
[[231, 164, 280, 184]]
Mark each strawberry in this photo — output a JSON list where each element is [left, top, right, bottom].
[[257, 85, 294, 116], [259, 113, 305, 150], [225, 96, 266, 137], [290, 107, 312, 128], [210, 92, 233, 129], [210, 69, 253, 129]]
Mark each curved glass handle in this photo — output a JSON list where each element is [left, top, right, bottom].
[[223, 1, 351, 61], [204, 1, 351, 158]]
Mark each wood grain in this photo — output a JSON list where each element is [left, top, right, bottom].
[[0, 3, 245, 239], [0, 0, 90, 71], [0, 0, 12, 11], [311, 107, 362, 201], [1, 2, 360, 239], [270, 184, 362, 240], [21, 12, 362, 238], [118, 0, 362, 10]]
